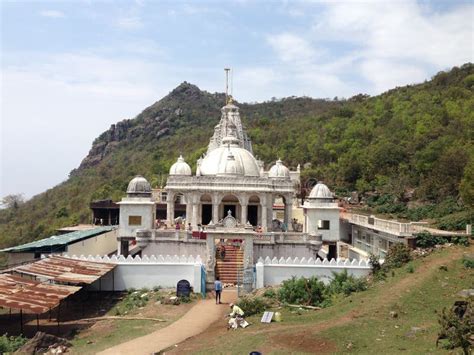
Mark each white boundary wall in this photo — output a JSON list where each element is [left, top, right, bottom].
[[65, 254, 203, 293], [255, 256, 371, 287]]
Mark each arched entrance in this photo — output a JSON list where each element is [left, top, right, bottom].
[[247, 195, 260, 226], [220, 194, 240, 222], [200, 194, 212, 225]]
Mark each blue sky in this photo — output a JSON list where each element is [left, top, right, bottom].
[[1, 0, 473, 199]]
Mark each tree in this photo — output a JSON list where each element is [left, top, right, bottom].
[[1, 194, 25, 209]]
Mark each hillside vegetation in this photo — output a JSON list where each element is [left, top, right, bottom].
[[1, 63, 473, 249]]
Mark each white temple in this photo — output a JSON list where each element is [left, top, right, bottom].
[[164, 97, 300, 231]]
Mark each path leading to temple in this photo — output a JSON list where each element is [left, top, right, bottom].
[[97, 289, 237, 355]]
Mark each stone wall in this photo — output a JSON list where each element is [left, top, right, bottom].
[[253, 242, 319, 263], [255, 257, 371, 287], [142, 240, 206, 258], [66, 254, 203, 293]]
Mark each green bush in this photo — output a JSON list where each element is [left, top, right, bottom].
[[236, 296, 267, 316], [384, 243, 412, 269], [263, 288, 276, 299], [461, 255, 474, 269], [278, 276, 326, 307], [0, 334, 27, 353], [368, 253, 382, 273], [406, 264, 415, 273], [326, 270, 368, 296], [114, 289, 150, 315], [437, 300, 473, 354], [437, 211, 471, 231], [451, 236, 470, 247], [415, 231, 447, 248]]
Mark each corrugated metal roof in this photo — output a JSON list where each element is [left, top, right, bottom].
[[13, 255, 116, 284], [0, 226, 115, 253], [0, 274, 80, 314]]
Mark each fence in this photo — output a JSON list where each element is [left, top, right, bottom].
[[255, 256, 371, 287], [64, 254, 203, 293]]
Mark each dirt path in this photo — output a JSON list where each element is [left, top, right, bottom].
[[98, 290, 237, 355]]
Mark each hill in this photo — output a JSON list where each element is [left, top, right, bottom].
[[0, 64, 473, 250]]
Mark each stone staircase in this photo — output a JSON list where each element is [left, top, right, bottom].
[[215, 245, 243, 284]]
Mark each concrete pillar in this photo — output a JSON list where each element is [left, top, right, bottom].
[[256, 262, 264, 289], [284, 196, 292, 228], [261, 202, 267, 232], [166, 200, 174, 226], [193, 263, 202, 294], [241, 203, 248, 225], [186, 202, 192, 226], [243, 236, 254, 293], [205, 234, 216, 291], [192, 203, 199, 229]]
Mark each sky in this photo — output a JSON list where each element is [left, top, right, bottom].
[[1, 0, 473, 199]]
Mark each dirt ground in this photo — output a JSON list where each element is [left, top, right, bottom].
[[97, 289, 237, 355]]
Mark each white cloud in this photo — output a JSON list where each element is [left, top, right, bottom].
[[1, 52, 172, 197], [267, 33, 316, 64], [266, 1, 474, 96], [312, 1, 474, 92], [116, 16, 143, 29], [39, 10, 65, 18]]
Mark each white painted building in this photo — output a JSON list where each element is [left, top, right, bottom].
[[303, 182, 340, 242]]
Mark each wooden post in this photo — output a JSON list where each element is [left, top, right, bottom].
[[36, 314, 40, 332], [20, 309, 23, 334], [57, 302, 60, 335]]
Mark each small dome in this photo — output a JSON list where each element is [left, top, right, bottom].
[[268, 159, 290, 179], [169, 155, 192, 176], [309, 182, 333, 200], [127, 175, 152, 196]]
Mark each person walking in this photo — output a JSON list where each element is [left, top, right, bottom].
[[214, 277, 223, 304]]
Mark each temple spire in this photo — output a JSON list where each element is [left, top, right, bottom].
[[224, 68, 231, 105]]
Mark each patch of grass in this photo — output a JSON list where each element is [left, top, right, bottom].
[[461, 255, 474, 268], [0, 334, 28, 353], [318, 247, 471, 354], [113, 289, 151, 316]]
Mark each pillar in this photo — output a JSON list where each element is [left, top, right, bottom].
[[205, 234, 216, 291], [212, 203, 219, 224], [243, 236, 255, 293], [241, 203, 248, 225], [185, 197, 192, 226], [166, 200, 174, 226], [261, 201, 267, 232], [284, 196, 292, 229], [192, 203, 199, 229]]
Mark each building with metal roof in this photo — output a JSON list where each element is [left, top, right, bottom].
[[1, 226, 117, 267]]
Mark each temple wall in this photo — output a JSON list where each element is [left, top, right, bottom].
[[142, 240, 206, 258], [256, 258, 371, 287], [68, 255, 203, 293], [253, 243, 319, 263]]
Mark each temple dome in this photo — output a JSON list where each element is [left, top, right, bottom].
[[169, 155, 192, 176], [308, 182, 333, 200], [200, 144, 260, 177], [268, 159, 290, 179], [217, 151, 244, 176], [126, 175, 152, 196]]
